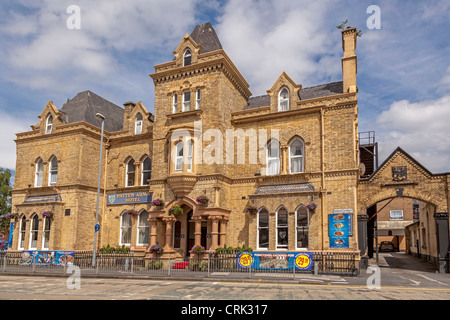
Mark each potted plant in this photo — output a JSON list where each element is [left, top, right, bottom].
[[190, 245, 206, 256], [149, 243, 164, 255], [306, 202, 317, 211], [168, 204, 183, 217], [196, 195, 209, 205], [152, 198, 165, 207], [244, 204, 258, 214], [42, 211, 53, 219]]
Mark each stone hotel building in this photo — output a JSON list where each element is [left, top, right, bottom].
[[9, 23, 374, 263]]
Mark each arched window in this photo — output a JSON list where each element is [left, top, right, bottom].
[[172, 94, 178, 113], [126, 159, 135, 187], [276, 207, 289, 249], [135, 113, 143, 135], [296, 206, 309, 249], [18, 215, 26, 250], [141, 157, 151, 186], [173, 221, 182, 249], [187, 140, 193, 172], [278, 88, 289, 111], [42, 217, 51, 250], [29, 214, 39, 250], [182, 91, 191, 112], [137, 210, 149, 246], [289, 138, 304, 173], [45, 114, 53, 134], [119, 212, 132, 246], [35, 158, 44, 187], [266, 139, 280, 175], [175, 142, 183, 171], [48, 156, 58, 186], [257, 208, 269, 250], [183, 49, 192, 66]]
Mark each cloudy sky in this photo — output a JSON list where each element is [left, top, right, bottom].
[[1, 0, 450, 178]]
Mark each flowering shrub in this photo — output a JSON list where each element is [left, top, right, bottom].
[[196, 195, 209, 204], [42, 211, 53, 219], [306, 202, 317, 210], [125, 209, 139, 216], [149, 244, 164, 254], [244, 205, 258, 213], [152, 198, 165, 207], [190, 245, 206, 255], [169, 205, 183, 216]]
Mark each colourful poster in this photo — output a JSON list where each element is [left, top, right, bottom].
[[237, 252, 313, 271], [20, 251, 75, 266], [329, 213, 350, 248]]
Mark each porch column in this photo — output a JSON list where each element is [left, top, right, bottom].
[[163, 217, 175, 251], [219, 218, 228, 247], [148, 218, 158, 247], [194, 216, 202, 247], [210, 216, 220, 251]]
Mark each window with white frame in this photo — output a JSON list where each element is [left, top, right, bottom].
[[137, 210, 149, 246], [119, 212, 132, 246], [195, 89, 201, 110], [172, 93, 178, 113], [390, 210, 404, 221], [296, 206, 309, 249], [278, 88, 289, 111], [187, 140, 193, 171], [42, 217, 51, 250], [175, 142, 184, 171], [266, 140, 280, 175], [182, 91, 191, 112], [45, 114, 53, 134], [35, 158, 44, 187], [135, 113, 143, 134], [183, 49, 192, 66], [289, 139, 304, 173], [29, 214, 39, 250], [126, 159, 135, 187], [18, 215, 26, 250], [48, 156, 58, 186], [141, 157, 151, 186], [257, 208, 269, 250], [276, 207, 289, 249]]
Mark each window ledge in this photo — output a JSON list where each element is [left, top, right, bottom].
[[166, 109, 202, 120]]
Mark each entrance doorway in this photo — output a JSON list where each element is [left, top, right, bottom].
[[186, 210, 207, 257]]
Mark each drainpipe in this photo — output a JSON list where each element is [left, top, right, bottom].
[[320, 108, 325, 250]]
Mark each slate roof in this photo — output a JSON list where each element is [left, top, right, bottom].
[[190, 22, 223, 54], [59, 90, 124, 132], [254, 183, 315, 195], [244, 81, 344, 110]]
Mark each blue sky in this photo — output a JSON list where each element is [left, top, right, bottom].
[[1, 0, 450, 180]]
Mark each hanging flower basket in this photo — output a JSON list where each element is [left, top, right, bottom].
[[149, 243, 164, 254], [245, 205, 258, 214], [125, 209, 139, 216], [306, 202, 317, 211], [152, 198, 165, 207], [196, 195, 209, 205], [42, 211, 54, 219], [5, 213, 19, 220], [169, 204, 183, 217]]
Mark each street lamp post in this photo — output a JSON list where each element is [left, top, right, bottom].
[[92, 113, 105, 267]]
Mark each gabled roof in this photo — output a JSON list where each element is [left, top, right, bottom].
[[59, 90, 124, 132], [189, 22, 223, 54]]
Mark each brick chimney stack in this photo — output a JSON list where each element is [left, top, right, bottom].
[[341, 27, 358, 93]]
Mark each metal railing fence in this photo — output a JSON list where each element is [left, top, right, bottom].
[[0, 250, 359, 279]]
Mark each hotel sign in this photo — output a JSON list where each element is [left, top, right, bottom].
[[107, 191, 152, 205]]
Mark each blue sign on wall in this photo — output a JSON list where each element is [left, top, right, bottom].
[[329, 213, 350, 248], [107, 192, 152, 205], [237, 252, 313, 271]]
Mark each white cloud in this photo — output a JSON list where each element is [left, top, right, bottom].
[[376, 95, 450, 173]]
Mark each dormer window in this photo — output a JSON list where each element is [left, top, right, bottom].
[[183, 49, 192, 66], [182, 91, 191, 112], [45, 114, 53, 134], [135, 113, 143, 134], [278, 88, 289, 111]]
